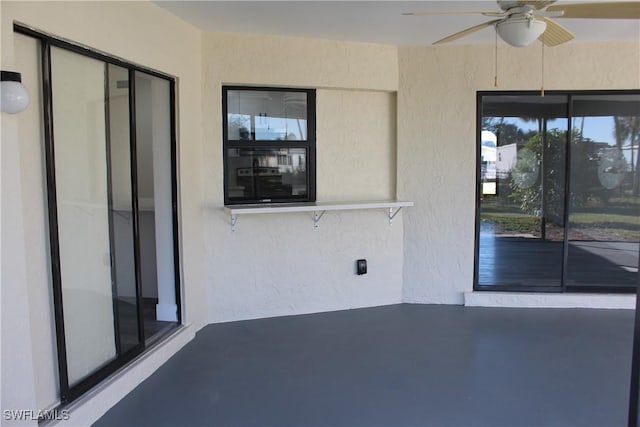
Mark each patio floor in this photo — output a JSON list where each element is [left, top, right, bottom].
[[94, 303, 634, 427]]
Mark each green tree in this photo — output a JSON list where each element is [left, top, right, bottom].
[[569, 131, 604, 207], [613, 116, 640, 196], [482, 117, 531, 146], [509, 129, 566, 224]]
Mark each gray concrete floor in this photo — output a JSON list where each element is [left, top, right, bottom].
[[94, 304, 634, 427]]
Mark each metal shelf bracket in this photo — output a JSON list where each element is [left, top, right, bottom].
[[388, 207, 403, 225], [225, 200, 413, 232], [313, 210, 326, 229]]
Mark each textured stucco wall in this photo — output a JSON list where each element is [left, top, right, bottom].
[[1, 0, 205, 418], [202, 32, 402, 323], [317, 90, 397, 201], [203, 32, 398, 91], [398, 42, 640, 305], [1, 31, 39, 427]]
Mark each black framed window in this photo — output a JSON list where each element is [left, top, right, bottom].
[[476, 90, 640, 293], [223, 86, 316, 205]]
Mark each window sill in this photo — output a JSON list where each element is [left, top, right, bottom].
[[224, 200, 413, 231]]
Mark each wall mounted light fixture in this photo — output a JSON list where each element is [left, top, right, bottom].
[[1, 71, 30, 114]]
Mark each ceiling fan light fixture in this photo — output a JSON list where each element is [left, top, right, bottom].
[[496, 18, 547, 47]]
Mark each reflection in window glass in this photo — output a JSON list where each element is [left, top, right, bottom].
[[566, 94, 640, 290], [226, 148, 308, 202], [478, 95, 567, 289], [227, 90, 308, 141]]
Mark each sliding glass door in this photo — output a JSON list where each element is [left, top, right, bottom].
[[476, 91, 639, 292], [566, 95, 640, 291], [477, 94, 568, 290], [51, 48, 128, 386], [134, 71, 179, 342], [107, 63, 142, 354], [24, 25, 181, 403]]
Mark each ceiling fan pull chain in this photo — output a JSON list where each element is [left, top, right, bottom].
[[541, 36, 545, 97], [494, 29, 499, 87]]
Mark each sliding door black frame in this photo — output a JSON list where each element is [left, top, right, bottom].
[[475, 89, 640, 294], [128, 69, 146, 348], [169, 79, 183, 328], [15, 23, 182, 404], [629, 254, 640, 426], [104, 63, 123, 358]]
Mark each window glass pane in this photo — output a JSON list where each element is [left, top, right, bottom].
[[107, 63, 140, 354], [566, 94, 640, 289], [51, 47, 117, 385], [478, 95, 567, 288], [226, 148, 308, 202], [227, 90, 308, 141]]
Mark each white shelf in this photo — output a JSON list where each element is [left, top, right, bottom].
[[225, 200, 413, 232]]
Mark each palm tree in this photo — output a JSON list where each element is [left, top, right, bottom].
[[613, 116, 640, 196]]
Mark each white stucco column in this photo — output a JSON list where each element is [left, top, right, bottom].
[[1, 109, 39, 426]]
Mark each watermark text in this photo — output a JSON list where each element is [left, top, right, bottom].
[[3, 409, 70, 422]]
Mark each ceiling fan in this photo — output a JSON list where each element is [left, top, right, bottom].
[[404, 1, 640, 47]]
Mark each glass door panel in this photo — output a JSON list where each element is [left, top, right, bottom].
[[566, 94, 640, 289], [51, 47, 117, 385], [134, 71, 177, 343], [478, 95, 567, 288], [106, 64, 140, 353]]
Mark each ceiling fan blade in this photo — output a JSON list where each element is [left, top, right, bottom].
[[403, 10, 498, 16], [516, 1, 557, 10], [433, 19, 503, 45], [539, 17, 575, 46], [547, 1, 640, 19]]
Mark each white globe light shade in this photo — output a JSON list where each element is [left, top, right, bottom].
[[1, 80, 30, 114], [496, 18, 547, 47]]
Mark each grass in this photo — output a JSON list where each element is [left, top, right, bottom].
[[481, 209, 640, 241], [481, 212, 541, 234], [568, 212, 640, 240], [480, 193, 640, 240]]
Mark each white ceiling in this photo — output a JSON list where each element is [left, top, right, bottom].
[[154, 1, 640, 46]]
